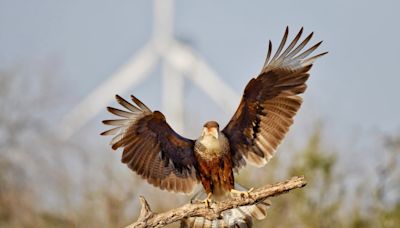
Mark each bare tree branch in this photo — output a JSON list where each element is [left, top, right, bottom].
[[126, 176, 307, 228]]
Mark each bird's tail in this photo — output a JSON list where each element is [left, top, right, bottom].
[[180, 184, 270, 228]]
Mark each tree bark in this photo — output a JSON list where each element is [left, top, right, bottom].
[[126, 176, 307, 228]]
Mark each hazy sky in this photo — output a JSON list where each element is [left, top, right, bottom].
[[1, 0, 399, 142]]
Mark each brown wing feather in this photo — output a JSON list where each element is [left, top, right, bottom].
[[101, 95, 199, 193], [223, 27, 327, 169]]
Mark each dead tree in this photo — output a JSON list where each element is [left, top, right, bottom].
[[125, 176, 307, 228]]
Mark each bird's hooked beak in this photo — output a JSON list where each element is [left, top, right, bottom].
[[202, 127, 219, 139]]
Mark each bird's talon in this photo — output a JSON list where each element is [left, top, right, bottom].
[[202, 193, 213, 207], [203, 199, 210, 207]]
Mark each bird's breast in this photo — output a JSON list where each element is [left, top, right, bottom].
[[194, 133, 234, 195], [194, 133, 229, 161]]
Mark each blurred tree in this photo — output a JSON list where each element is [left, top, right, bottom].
[[1, 68, 399, 227]]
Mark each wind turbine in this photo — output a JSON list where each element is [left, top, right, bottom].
[[60, 0, 240, 139]]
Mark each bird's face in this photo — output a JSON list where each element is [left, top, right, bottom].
[[202, 121, 219, 139]]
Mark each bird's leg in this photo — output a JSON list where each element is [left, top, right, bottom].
[[230, 187, 254, 198], [202, 193, 213, 207]]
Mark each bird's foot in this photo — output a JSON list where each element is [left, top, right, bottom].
[[202, 193, 213, 207], [230, 187, 254, 198]]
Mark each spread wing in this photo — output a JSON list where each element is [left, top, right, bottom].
[[101, 95, 199, 193], [223, 27, 327, 170]]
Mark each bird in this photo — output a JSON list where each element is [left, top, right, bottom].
[[101, 27, 327, 227]]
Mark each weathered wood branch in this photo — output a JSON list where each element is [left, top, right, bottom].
[[126, 176, 306, 228]]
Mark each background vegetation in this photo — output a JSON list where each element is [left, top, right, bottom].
[[1, 69, 399, 228]]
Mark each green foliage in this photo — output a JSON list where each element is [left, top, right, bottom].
[[255, 127, 400, 228]]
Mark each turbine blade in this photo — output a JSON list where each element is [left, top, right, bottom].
[[59, 43, 159, 140], [167, 41, 240, 114]]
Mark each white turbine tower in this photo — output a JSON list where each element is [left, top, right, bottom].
[[60, 0, 240, 139]]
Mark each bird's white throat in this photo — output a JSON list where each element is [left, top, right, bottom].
[[200, 135, 221, 150]]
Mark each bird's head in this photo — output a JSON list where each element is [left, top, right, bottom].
[[202, 121, 219, 139]]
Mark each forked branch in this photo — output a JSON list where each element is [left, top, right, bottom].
[[126, 176, 307, 228]]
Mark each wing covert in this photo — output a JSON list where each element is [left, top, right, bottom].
[[101, 95, 199, 193], [223, 27, 327, 170]]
